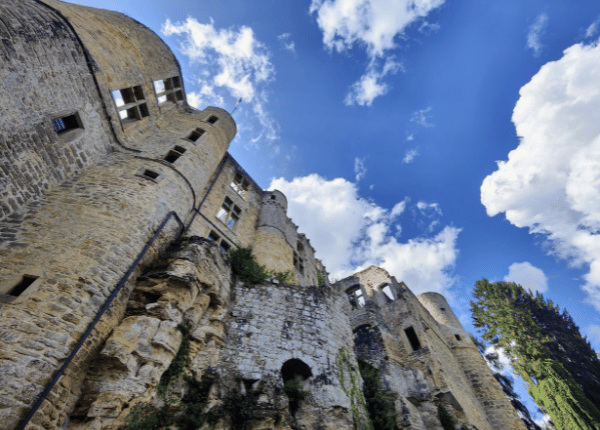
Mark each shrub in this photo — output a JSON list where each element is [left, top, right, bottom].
[[283, 379, 311, 415], [358, 359, 397, 430], [228, 245, 268, 284], [437, 404, 458, 430]]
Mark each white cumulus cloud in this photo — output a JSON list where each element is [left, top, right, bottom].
[[310, 0, 445, 105], [162, 18, 279, 143], [504, 262, 549, 293], [269, 175, 461, 294], [526, 13, 549, 57], [481, 38, 600, 311], [585, 17, 600, 39], [354, 157, 367, 182]]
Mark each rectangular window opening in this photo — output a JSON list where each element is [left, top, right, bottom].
[[164, 150, 181, 164], [139, 103, 149, 118], [52, 113, 81, 134], [153, 79, 165, 94], [173, 145, 186, 154], [10, 275, 38, 297], [142, 169, 159, 180], [187, 128, 205, 142], [405, 327, 421, 351], [208, 231, 220, 241], [172, 76, 181, 88], [126, 106, 140, 120], [455, 334, 462, 341], [175, 90, 184, 101], [133, 85, 145, 101], [121, 87, 135, 104], [207, 115, 218, 124], [167, 92, 177, 103], [220, 241, 231, 252], [164, 78, 174, 91]]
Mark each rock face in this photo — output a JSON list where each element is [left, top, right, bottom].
[[0, 2, 528, 430]]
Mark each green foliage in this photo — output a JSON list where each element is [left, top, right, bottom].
[[317, 270, 326, 287], [437, 404, 457, 430], [124, 402, 170, 430], [358, 359, 397, 430], [471, 279, 600, 430], [156, 321, 191, 398], [228, 245, 268, 284], [178, 374, 214, 430], [283, 379, 311, 415], [229, 245, 293, 285], [338, 349, 374, 430], [206, 386, 263, 430], [267, 269, 293, 283]]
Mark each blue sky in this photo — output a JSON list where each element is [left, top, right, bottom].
[[71, 0, 600, 425]]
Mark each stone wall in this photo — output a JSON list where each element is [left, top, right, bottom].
[[219, 281, 366, 429], [0, 0, 114, 221]]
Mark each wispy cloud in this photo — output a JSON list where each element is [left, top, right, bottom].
[[418, 21, 440, 35], [585, 17, 600, 39], [403, 148, 419, 163], [481, 38, 600, 311], [310, 0, 445, 106], [162, 17, 280, 144], [277, 32, 296, 54], [410, 106, 434, 127], [354, 157, 367, 182], [270, 175, 460, 293], [527, 13, 549, 57], [585, 324, 600, 346], [504, 262, 549, 293], [406, 133, 414, 141]]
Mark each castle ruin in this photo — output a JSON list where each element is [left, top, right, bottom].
[[0, 1, 527, 429]]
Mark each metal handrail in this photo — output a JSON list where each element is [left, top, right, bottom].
[[17, 211, 185, 430]]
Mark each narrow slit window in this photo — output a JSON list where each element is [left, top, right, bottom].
[[220, 241, 231, 252], [164, 151, 181, 163], [207, 115, 218, 124], [52, 113, 81, 134], [142, 169, 159, 180], [405, 327, 421, 351], [9, 275, 38, 297], [455, 334, 462, 341], [187, 128, 205, 142]]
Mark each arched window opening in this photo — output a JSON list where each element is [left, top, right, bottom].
[[380, 283, 394, 302], [297, 241, 304, 253], [346, 285, 365, 309], [281, 359, 312, 416]]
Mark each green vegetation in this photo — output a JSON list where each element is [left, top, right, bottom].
[[142, 233, 191, 274], [205, 386, 263, 430], [338, 349, 373, 430], [471, 279, 600, 430], [358, 359, 397, 430], [437, 404, 457, 430], [229, 245, 293, 284], [156, 322, 191, 398], [283, 379, 311, 415], [316, 270, 327, 286]]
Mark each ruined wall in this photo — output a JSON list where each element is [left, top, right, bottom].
[[0, 0, 114, 222], [336, 266, 527, 430], [220, 281, 367, 429], [418, 293, 527, 430]]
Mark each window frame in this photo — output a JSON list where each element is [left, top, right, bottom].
[[154, 76, 184, 104], [112, 84, 150, 125]]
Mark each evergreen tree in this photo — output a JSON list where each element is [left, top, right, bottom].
[[471, 279, 600, 430], [472, 336, 542, 430]]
